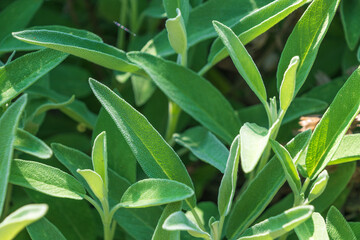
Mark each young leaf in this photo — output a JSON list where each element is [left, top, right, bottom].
[[0, 95, 27, 216], [218, 135, 240, 217], [77, 169, 105, 201], [308, 170, 329, 203], [89, 78, 196, 207], [12, 29, 140, 73], [119, 179, 194, 208], [127, 52, 241, 144], [305, 66, 360, 179], [174, 126, 229, 173], [238, 205, 314, 240], [0, 49, 67, 106], [276, 0, 341, 93], [10, 159, 85, 200], [270, 139, 301, 195], [279, 56, 300, 111], [329, 134, 360, 165], [166, 8, 187, 56], [152, 202, 182, 240], [295, 212, 329, 240], [14, 128, 52, 159], [340, 0, 360, 50], [226, 130, 311, 239], [163, 0, 189, 21], [92, 131, 108, 189], [0, 204, 48, 240], [326, 206, 357, 240], [213, 21, 267, 105], [27, 217, 66, 240], [163, 211, 211, 240]]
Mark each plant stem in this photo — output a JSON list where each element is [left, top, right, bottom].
[[117, 0, 128, 49], [301, 178, 311, 195], [189, 204, 206, 231], [198, 63, 212, 76], [102, 198, 113, 240], [217, 215, 225, 240]]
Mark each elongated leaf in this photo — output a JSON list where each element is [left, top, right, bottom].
[[0, 95, 27, 215], [0, 0, 43, 42], [163, 211, 211, 239], [152, 202, 182, 240], [174, 126, 229, 173], [92, 131, 108, 188], [279, 56, 300, 111], [27, 217, 66, 240], [213, 21, 267, 104], [0, 49, 67, 106], [89, 78, 196, 207], [295, 212, 329, 240], [119, 179, 194, 208], [305, 67, 360, 179], [226, 130, 311, 239], [208, 0, 310, 65], [166, 9, 187, 55], [127, 52, 241, 143], [14, 128, 52, 159], [329, 134, 360, 165], [238, 206, 313, 240], [349, 222, 360, 239], [340, 0, 360, 50], [308, 170, 329, 203], [277, 0, 341, 93], [77, 169, 105, 201], [10, 159, 85, 200], [12, 29, 139, 73], [0, 204, 47, 240], [218, 135, 240, 217], [326, 206, 356, 240]]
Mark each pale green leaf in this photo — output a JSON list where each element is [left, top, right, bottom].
[[152, 202, 182, 240], [119, 179, 194, 208], [279, 56, 300, 111], [77, 169, 105, 201], [14, 128, 52, 159], [305, 66, 360, 179], [295, 212, 329, 240], [0, 204, 47, 240], [329, 134, 360, 165], [326, 206, 356, 240], [92, 131, 108, 188], [27, 217, 66, 240], [166, 8, 187, 55], [308, 170, 329, 203]]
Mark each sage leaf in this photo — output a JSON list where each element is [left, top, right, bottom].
[[166, 9, 187, 55], [0, 204, 48, 240], [326, 206, 356, 240], [27, 218, 66, 240], [119, 179, 194, 208], [14, 128, 52, 159], [152, 202, 182, 240], [10, 159, 85, 200], [0, 95, 27, 215], [305, 66, 360, 179], [295, 212, 329, 240], [277, 0, 341, 93], [92, 131, 108, 189], [89, 78, 196, 207], [127, 52, 241, 144], [77, 169, 105, 201], [279, 56, 300, 111], [308, 170, 329, 203], [238, 205, 314, 240], [340, 0, 360, 50], [213, 21, 267, 105], [329, 134, 360, 165], [174, 126, 229, 173]]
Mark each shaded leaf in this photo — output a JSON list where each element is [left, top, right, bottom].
[[27, 217, 66, 240], [14, 128, 52, 159], [326, 206, 356, 240]]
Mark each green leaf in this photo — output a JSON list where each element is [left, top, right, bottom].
[[0, 204, 47, 240], [277, 0, 341, 93], [27, 217, 66, 240], [0, 95, 27, 216], [295, 212, 329, 240], [12, 29, 140, 73], [326, 206, 356, 240], [163, 211, 211, 239], [213, 21, 267, 105], [89, 78, 196, 207], [132, 75, 157, 107], [305, 66, 360, 179], [349, 222, 360, 239], [174, 126, 229, 173], [0, 0, 43, 42], [10, 159, 85, 200], [0, 49, 67, 106], [238, 205, 313, 240], [308, 170, 329, 203], [226, 130, 311, 239], [92, 131, 108, 188], [340, 0, 360, 50], [208, 0, 310, 66], [166, 9, 187, 55], [240, 122, 271, 173], [163, 0, 189, 21], [127, 52, 241, 144], [152, 202, 182, 240], [279, 56, 300, 111], [269, 139, 301, 195], [77, 169, 105, 201], [14, 128, 52, 159], [329, 134, 360, 165], [218, 135, 240, 217], [119, 179, 194, 208]]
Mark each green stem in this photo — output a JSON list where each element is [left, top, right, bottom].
[[301, 178, 311, 195], [217, 215, 225, 240], [189, 204, 206, 232], [84, 195, 105, 222], [102, 198, 112, 240], [198, 63, 212, 76], [117, 0, 128, 49]]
